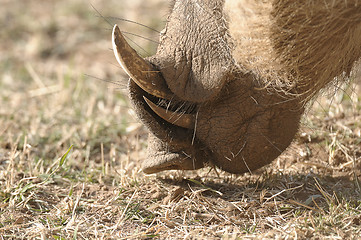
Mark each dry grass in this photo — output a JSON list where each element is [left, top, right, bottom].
[[1, 0, 361, 239]]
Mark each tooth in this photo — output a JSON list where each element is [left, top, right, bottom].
[[112, 24, 173, 99], [143, 96, 196, 129]]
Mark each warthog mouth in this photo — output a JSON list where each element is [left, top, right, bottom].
[[112, 25, 196, 130], [112, 25, 210, 173]]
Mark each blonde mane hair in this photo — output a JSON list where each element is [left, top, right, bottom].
[[225, 0, 361, 100]]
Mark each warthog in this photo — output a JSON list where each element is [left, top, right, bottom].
[[112, 0, 361, 174]]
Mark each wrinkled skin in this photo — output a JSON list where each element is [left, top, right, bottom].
[[129, 70, 302, 174], [114, 0, 361, 174]]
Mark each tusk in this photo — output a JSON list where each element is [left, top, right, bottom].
[[112, 24, 173, 99], [143, 96, 196, 129]]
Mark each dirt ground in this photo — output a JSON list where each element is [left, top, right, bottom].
[[0, 0, 361, 239]]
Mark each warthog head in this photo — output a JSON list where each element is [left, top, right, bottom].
[[113, 0, 361, 174]]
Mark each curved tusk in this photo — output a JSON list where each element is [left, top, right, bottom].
[[112, 24, 173, 99], [143, 96, 196, 129]]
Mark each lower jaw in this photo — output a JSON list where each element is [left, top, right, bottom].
[[129, 80, 213, 173], [128, 79, 193, 144]]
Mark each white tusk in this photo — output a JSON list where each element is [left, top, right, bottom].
[[143, 96, 196, 129], [112, 24, 173, 99]]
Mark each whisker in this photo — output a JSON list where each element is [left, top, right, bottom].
[[192, 110, 198, 145], [84, 74, 127, 89], [260, 133, 283, 153], [122, 34, 152, 57], [121, 31, 159, 44], [92, 5, 158, 56], [107, 121, 144, 129], [107, 59, 125, 70], [234, 141, 247, 158], [105, 28, 159, 44], [104, 16, 161, 33], [91, 4, 114, 27], [242, 155, 252, 174]]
